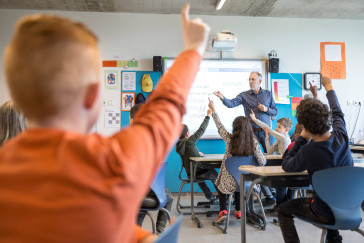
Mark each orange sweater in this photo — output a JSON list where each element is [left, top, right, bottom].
[[0, 50, 201, 243]]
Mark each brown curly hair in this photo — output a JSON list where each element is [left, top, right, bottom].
[[230, 116, 255, 156], [296, 98, 331, 135]]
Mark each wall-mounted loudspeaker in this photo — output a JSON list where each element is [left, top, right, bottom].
[[153, 56, 162, 72], [269, 58, 279, 73]]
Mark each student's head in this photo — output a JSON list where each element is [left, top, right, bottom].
[[276, 118, 292, 134], [230, 116, 255, 156], [0, 101, 26, 146], [296, 98, 331, 135], [179, 124, 189, 140], [4, 15, 100, 131], [249, 72, 262, 91], [293, 123, 303, 140], [129, 104, 142, 124]]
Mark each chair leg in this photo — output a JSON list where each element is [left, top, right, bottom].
[[145, 211, 156, 234], [159, 208, 171, 223], [176, 181, 187, 214], [353, 228, 364, 236], [320, 228, 327, 243]]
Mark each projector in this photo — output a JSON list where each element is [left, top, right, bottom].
[[212, 30, 238, 51]]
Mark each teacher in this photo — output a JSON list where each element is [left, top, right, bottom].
[[214, 71, 277, 153]]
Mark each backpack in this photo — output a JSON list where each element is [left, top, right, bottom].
[[135, 93, 146, 104]]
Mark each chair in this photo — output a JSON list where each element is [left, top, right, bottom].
[[176, 156, 212, 215], [140, 162, 171, 234], [212, 156, 265, 233], [294, 166, 364, 243], [155, 214, 184, 243]]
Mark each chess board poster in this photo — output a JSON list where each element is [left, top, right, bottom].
[[104, 107, 120, 128]]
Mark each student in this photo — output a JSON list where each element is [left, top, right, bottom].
[[0, 100, 26, 146], [277, 75, 353, 243], [0, 4, 210, 243], [250, 111, 292, 155], [208, 99, 266, 223], [131, 104, 174, 234], [287, 123, 303, 150], [176, 109, 219, 203]]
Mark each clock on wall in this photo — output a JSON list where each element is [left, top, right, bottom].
[[304, 72, 322, 90]]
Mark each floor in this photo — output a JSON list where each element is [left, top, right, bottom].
[[141, 193, 364, 243]]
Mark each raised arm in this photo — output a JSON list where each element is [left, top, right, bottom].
[[250, 110, 285, 142], [208, 99, 230, 142], [254, 140, 266, 166], [188, 110, 211, 143], [217, 92, 244, 108]]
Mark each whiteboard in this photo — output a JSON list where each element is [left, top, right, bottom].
[[164, 59, 267, 139]]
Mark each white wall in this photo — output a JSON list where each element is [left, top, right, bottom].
[[0, 9, 363, 140]]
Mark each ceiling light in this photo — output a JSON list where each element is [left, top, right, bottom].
[[216, 0, 227, 10]]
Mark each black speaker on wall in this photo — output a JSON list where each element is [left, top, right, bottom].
[[269, 58, 279, 73], [153, 56, 163, 71]]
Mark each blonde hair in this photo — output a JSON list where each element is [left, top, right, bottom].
[[277, 118, 293, 130], [0, 101, 26, 146], [4, 14, 99, 122]]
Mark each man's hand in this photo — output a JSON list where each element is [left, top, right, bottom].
[[249, 110, 257, 121], [300, 127, 312, 140], [309, 82, 318, 99], [321, 74, 333, 92], [264, 127, 270, 141], [181, 4, 211, 56], [213, 91, 224, 100], [257, 104, 268, 112], [206, 109, 212, 117], [208, 98, 215, 113]]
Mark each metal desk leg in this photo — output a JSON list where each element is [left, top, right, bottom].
[[190, 161, 203, 228], [241, 173, 246, 243]]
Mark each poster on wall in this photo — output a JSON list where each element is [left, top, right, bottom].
[[320, 42, 346, 79], [122, 72, 136, 91], [272, 79, 290, 104], [104, 70, 119, 90], [104, 107, 120, 128], [291, 97, 303, 116], [121, 92, 135, 111]]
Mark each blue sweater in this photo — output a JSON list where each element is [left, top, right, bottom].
[[282, 90, 353, 216]]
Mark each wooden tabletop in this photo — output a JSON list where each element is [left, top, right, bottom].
[[351, 146, 364, 151], [239, 165, 307, 176], [190, 154, 282, 162]]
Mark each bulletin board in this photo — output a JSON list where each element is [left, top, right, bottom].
[[120, 71, 162, 128], [270, 73, 303, 135]]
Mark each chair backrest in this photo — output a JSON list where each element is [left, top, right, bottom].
[[155, 214, 183, 243], [178, 155, 187, 181], [312, 166, 364, 230], [149, 162, 168, 210], [225, 156, 259, 192]]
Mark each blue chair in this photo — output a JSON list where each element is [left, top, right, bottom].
[[294, 166, 364, 242], [140, 162, 171, 234], [212, 156, 265, 233], [155, 214, 183, 243]]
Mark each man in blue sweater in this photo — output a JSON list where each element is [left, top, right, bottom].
[[277, 75, 353, 243]]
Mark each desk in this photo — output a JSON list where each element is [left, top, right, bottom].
[[239, 166, 309, 243], [351, 145, 364, 154], [188, 154, 283, 228]]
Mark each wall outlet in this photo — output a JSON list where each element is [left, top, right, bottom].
[[354, 100, 360, 106]]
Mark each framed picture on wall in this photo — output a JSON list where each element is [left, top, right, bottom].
[[121, 92, 135, 111]]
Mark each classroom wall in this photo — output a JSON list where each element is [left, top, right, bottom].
[[0, 9, 363, 192]]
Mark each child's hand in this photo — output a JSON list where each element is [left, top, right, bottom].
[[264, 127, 270, 141], [249, 110, 256, 121], [321, 73, 333, 92], [208, 98, 215, 112], [213, 91, 224, 100], [181, 4, 211, 56], [309, 82, 318, 99], [206, 109, 212, 117]]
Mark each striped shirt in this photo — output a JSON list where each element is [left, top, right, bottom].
[[222, 88, 277, 128]]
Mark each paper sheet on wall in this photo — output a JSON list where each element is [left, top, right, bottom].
[[104, 70, 119, 90], [104, 107, 120, 128], [291, 97, 303, 116], [122, 72, 136, 91], [272, 79, 290, 104], [320, 42, 346, 79]]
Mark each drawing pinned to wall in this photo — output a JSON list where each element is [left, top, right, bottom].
[[121, 92, 135, 111], [320, 42, 346, 79], [104, 107, 120, 128], [272, 79, 290, 104], [122, 72, 136, 91], [104, 70, 119, 90], [291, 97, 303, 116]]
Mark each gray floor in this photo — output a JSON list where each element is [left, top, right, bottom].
[[141, 193, 364, 243]]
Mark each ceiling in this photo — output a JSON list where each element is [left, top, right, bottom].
[[0, 0, 364, 20]]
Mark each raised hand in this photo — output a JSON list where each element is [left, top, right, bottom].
[[321, 73, 333, 92], [206, 109, 212, 117], [264, 127, 270, 141], [213, 91, 224, 100], [208, 98, 215, 112], [249, 110, 256, 121], [309, 82, 318, 99], [181, 4, 211, 56]]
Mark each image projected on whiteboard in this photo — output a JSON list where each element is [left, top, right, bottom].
[[164, 59, 266, 139]]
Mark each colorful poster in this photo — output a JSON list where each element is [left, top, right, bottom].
[[291, 97, 303, 116], [104, 70, 119, 90], [320, 42, 346, 79], [121, 92, 135, 111], [122, 72, 136, 91], [272, 79, 290, 104]]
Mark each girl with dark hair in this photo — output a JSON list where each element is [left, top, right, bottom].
[[0, 101, 26, 146], [208, 99, 266, 223]]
